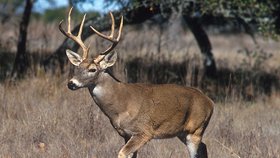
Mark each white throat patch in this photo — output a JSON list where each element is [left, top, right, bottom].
[[92, 85, 104, 97]]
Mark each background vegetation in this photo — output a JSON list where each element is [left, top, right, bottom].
[[0, 0, 279, 157]]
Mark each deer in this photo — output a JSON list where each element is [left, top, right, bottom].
[[59, 7, 214, 158]]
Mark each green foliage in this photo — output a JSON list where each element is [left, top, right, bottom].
[[200, 0, 279, 38], [42, 7, 68, 22], [106, 0, 279, 38]]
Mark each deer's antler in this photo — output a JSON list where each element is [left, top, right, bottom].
[[90, 12, 123, 63], [59, 7, 90, 60]]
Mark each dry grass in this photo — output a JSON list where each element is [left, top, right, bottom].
[[0, 16, 280, 158], [0, 75, 279, 158]]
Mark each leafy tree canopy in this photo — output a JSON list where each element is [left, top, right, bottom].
[[101, 0, 279, 38]]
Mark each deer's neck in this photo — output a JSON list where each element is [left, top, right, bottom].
[[88, 71, 126, 119]]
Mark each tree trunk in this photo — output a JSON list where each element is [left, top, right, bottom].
[[11, 0, 34, 79], [182, 15, 217, 78]]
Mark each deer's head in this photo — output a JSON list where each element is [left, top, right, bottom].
[[59, 8, 123, 90]]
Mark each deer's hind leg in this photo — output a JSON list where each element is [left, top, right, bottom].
[[177, 128, 208, 158], [118, 134, 151, 158]]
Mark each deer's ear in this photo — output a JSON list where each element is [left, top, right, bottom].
[[66, 49, 82, 66], [99, 51, 117, 69]]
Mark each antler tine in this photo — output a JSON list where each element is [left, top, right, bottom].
[[117, 15, 123, 41], [91, 13, 124, 63], [59, 7, 89, 60], [67, 7, 73, 34], [109, 12, 115, 39], [78, 14, 86, 38]]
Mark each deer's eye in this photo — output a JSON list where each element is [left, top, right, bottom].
[[88, 69, 96, 73]]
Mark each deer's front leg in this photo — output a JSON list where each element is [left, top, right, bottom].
[[118, 134, 151, 158]]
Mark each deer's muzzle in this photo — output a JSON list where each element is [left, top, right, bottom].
[[68, 81, 79, 90]]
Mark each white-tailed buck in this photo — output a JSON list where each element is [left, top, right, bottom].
[[59, 8, 214, 158]]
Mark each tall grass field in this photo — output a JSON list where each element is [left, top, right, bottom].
[[0, 17, 279, 157]]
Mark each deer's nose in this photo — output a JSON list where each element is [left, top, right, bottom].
[[68, 81, 78, 90]]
